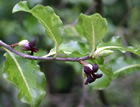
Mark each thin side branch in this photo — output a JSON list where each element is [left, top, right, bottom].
[[0, 40, 92, 62], [72, 2, 97, 25], [84, 2, 97, 15]]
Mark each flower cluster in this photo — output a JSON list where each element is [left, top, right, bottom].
[[83, 63, 102, 85]]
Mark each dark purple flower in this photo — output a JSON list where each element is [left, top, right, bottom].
[[85, 75, 96, 85], [84, 64, 93, 74], [83, 63, 102, 85], [92, 63, 98, 72], [19, 38, 38, 55], [28, 38, 38, 54], [92, 73, 103, 78]]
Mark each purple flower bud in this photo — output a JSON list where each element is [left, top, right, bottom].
[[84, 64, 92, 74], [85, 75, 96, 85], [88, 77, 96, 83], [84, 64, 92, 73], [92, 63, 98, 72], [85, 75, 90, 85], [94, 74, 103, 78], [85, 75, 91, 84]]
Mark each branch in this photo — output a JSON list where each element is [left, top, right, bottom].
[[84, 2, 97, 15], [0, 40, 92, 62], [72, 2, 97, 25]]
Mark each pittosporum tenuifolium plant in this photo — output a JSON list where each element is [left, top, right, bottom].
[[0, 1, 140, 107]]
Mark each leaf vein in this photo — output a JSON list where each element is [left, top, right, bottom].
[[5, 48, 32, 99]]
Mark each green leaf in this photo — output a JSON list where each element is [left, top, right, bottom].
[[100, 64, 113, 80], [31, 5, 63, 57], [90, 70, 111, 89], [109, 56, 140, 71], [12, 1, 30, 13], [77, 13, 108, 56], [3, 48, 46, 107], [28, 0, 43, 7], [90, 63, 113, 89], [97, 36, 124, 47], [94, 36, 140, 57], [64, 25, 80, 37], [114, 64, 140, 78], [13, 1, 64, 57], [44, 41, 89, 57], [64, 25, 83, 42]]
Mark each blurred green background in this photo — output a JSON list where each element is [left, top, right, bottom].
[[0, 0, 140, 107]]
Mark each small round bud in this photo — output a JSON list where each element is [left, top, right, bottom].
[[18, 40, 29, 47], [97, 50, 113, 57]]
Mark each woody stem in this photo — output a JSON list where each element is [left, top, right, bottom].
[[0, 40, 92, 62]]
